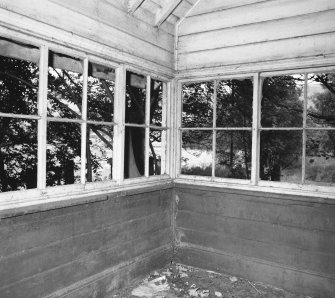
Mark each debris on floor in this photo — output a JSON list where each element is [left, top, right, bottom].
[[111, 263, 313, 298]]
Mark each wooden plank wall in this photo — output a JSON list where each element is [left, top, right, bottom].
[[177, 0, 335, 73], [0, 0, 174, 76], [0, 186, 173, 298], [174, 184, 335, 298]]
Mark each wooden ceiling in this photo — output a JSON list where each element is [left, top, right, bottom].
[[127, 0, 199, 27]]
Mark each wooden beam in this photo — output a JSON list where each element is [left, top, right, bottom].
[[155, 0, 183, 27], [128, 0, 145, 14]]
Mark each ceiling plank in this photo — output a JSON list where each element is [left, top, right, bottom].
[[128, 0, 145, 14], [155, 0, 183, 26]]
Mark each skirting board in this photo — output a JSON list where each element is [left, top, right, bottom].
[[175, 244, 335, 298], [44, 245, 172, 298]]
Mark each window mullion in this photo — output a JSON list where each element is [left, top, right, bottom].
[[302, 73, 308, 184], [251, 73, 261, 185], [80, 58, 88, 184], [37, 45, 48, 191], [145, 76, 151, 177], [113, 66, 126, 184], [212, 80, 217, 178]]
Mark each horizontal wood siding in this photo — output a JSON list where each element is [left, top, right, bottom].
[[0, 187, 173, 298], [177, 0, 335, 72], [175, 184, 335, 298], [0, 0, 174, 75]]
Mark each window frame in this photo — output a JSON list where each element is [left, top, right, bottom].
[[177, 68, 335, 198], [0, 36, 172, 206]]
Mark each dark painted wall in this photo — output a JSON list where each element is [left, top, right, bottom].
[[0, 185, 173, 298], [175, 184, 335, 298]]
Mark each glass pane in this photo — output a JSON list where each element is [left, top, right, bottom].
[[149, 129, 163, 176], [48, 52, 83, 119], [182, 81, 214, 128], [0, 55, 39, 115], [0, 118, 37, 192], [260, 131, 302, 183], [150, 79, 163, 126], [216, 79, 253, 127], [125, 71, 146, 124], [124, 127, 145, 178], [47, 122, 81, 186], [215, 131, 251, 179], [307, 73, 335, 128], [181, 130, 212, 176], [306, 130, 335, 185], [87, 63, 115, 122], [87, 124, 113, 182], [261, 75, 304, 128]]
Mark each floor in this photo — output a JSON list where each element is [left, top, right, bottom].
[[111, 263, 312, 298]]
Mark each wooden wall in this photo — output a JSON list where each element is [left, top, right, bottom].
[[0, 186, 173, 298], [174, 184, 335, 298], [0, 0, 174, 77], [177, 0, 335, 74]]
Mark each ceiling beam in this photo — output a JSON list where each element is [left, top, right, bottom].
[[128, 0, 145, 14], [155, 0, 183, 27]]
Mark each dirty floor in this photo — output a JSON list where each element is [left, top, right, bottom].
[[111, 263, 312, 298]]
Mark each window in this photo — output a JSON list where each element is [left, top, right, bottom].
[[0, 36, 169, 199], [181, 78, 253, 181], [261, 72, 335, 186], [179, 70, 335, 192], [124, 71, 167, 178]]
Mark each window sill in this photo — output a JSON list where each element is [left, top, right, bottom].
[[0, 175, 173, 219], [175, 177, 335, 204]]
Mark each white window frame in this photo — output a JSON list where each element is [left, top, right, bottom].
[[176, 68, 335, 198], [0, 35, 172, 209]]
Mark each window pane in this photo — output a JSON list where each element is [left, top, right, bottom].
[[307, 73, 335, 128], [261, 75, 304, 128], [48, 52, 83, 119], [87, 124, 113, 182], [0, 118, 37, 192], [87, 63, 115, 122], [149, 129, 163, 176], [182, 82, 214, 128], [215, 131, 251, 179], [260, 131, 302, 183], [181, 130, 212, 176], [124, 127, 145, 178], [150, 79, 163, 126], [47, 122, 81, 186], [126, 71, 146, 124], [0, 54, 39, 115], [306, 130, 335, 185], [216, 79, 253, 127]]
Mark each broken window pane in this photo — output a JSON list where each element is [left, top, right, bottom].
[[0, 46, 39, 115], [46, 122, 81, 186], [181, 130, 212, 176], [260, 131, 302, 183], [48, 52, 83, 119], [307, 73, 335, 128], [216, 79, 253, 127], [261, 75, 304, 128], [149, 129, 163, 176], [306, 130, 335, 185], [86, 124, 113, 182], [124, 127, 145, 179], [182, 81, 214, 128], [0, 118, 37, 192], [126, 71, 146, 125], [215, 131, 251, 179], [150, 79, 163, 126], [87, 63, 115, 122]]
